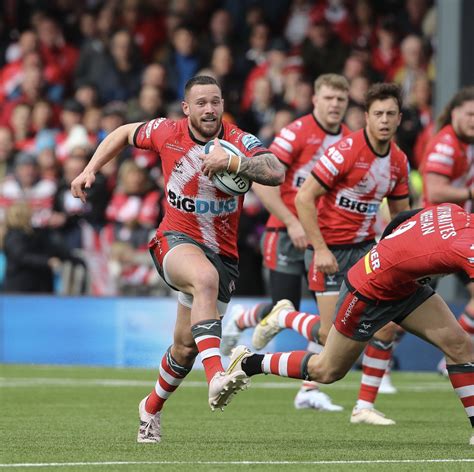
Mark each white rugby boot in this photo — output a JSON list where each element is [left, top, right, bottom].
[[378, 373, 397, 394], [221, 304, 245, 356], [252, 299, 295, 350], [294, 387, 343, 412], [470, 434, 474, 446], [350, 407, 396, 425], [208, 349, 250, 411], [137, 397, 162, 443]]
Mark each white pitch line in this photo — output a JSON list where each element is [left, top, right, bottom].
[[0, 377, 451, 392], [1, 459, 474, 468]]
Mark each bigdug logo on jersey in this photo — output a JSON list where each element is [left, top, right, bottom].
[[337, 193, 380, 215], [167, 189, 238, 214]]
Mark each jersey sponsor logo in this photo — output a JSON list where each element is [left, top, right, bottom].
[[280, 128, 296, 141], [427, 152, 453, 165], [337, 195, 380, 215], [167, 189, 238, 214], [241, 133, 262, 150], [434, 143, 455, 155], [338, 137, 353, 151], [320, 155, 338, 176], [274, 136, 293, 153], [364, 248, 380, 274], [327, 146, 344, 164]]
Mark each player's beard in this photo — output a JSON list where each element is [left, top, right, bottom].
[[190, 113, 222, 139]]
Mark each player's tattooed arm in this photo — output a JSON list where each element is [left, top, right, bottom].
[[239, 153, 285, 186]]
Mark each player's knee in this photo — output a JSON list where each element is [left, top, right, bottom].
[[194, 268, 219, 295]]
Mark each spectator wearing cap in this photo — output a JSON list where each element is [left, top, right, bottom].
[[0, 151, 56, 228], [300, 11, 349, 81], [54, 99, 85, 163], [241, 37, 289, 112]]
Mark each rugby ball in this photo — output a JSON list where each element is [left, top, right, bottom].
[[203, 139, 251, 196]]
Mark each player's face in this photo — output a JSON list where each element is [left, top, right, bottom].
[[182, 84, 224, 140], [365, 98, 401, 143], [313, 85, 349, 130], [452, 100, 474, 142]]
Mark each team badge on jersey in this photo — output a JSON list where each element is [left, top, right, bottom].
[[241, 133, 262, 150]]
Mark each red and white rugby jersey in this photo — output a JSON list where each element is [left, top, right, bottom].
[[347, 204, 474, 300], [421, 125, 474, 209], [267, 113, 350, 229], [133, 117, 269, 259], [311, 128, 409, 245]]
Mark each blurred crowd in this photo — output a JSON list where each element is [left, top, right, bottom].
[[0, 0, 437, 295]]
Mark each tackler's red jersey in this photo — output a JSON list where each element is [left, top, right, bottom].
[[134, 117, 269, 259], [266, 114, 350, 229], [311, 129, 410, 245], [347, 203, 474, 300]]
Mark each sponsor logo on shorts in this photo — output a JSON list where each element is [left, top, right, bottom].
[[167, 189, 238, 214], [337, 195, 380, 215], [241, 133, 262, 150], [341, 295, 358, 325], [326, 274, 337, 285]]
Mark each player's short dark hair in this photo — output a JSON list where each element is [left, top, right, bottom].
[[184, 76, 222, 98], [365, 83, 402, 112]]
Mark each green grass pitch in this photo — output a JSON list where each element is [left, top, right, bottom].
[[1, 364, 473, 471]]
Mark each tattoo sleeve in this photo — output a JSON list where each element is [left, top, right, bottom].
[[239, 153, 285, 186]]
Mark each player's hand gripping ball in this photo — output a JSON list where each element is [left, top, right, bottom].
[[203, 139, 251, 196]]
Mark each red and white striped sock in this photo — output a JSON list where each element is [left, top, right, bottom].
[[235, 303, 271, 330], [261, 351, 313, 379], [356, 339, 393, 410], [191, 319, 224, 384], [459, 307, 474, 339], [277, 310, 320, 342], [447, 363, 474, 428], [145, 347, 191, 414]]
